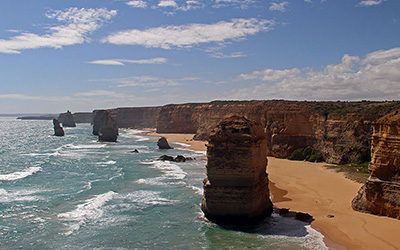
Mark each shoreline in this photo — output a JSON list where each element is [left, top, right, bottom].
[[147, 131, 400, 250]]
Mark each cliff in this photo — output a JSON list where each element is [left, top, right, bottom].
[[72, 112, 93, 124], [156, 101, 400, 164], [352, 110, 400, 219], [115, 107, 160, 128], [201, 116, 273, 224]]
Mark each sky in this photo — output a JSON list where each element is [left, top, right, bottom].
[[0, 0, 399, 113]]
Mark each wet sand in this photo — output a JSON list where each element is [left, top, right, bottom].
[[148, 132, 400, 250]]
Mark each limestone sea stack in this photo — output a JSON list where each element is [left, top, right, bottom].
[[98, 110, 119, 142], [53, 119, 65, 137], [157, 137, 173, 149], [58, 111, 76, 127], [352, 110, 400, 219], [201, 116, 273, 225]]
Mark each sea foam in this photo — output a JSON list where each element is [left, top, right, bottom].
[[0, 167, 42, 181], [58, 191, 116, 235]]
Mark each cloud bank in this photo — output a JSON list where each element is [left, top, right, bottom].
[[236, 47, 400, 100]]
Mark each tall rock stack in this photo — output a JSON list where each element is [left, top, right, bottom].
[[352, 110, 400, 219], [98, 110, 119, 142], [201, 116, 273, 224], [53, 119, 65, 137], [58, 111, 76, 127]]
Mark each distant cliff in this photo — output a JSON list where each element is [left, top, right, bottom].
[[73, 112, 93, 124], [155, 100, 400, 164], [115, 107, 161, 128]]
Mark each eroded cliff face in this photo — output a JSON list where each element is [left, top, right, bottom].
[[352, 110, 400, 219], [201, 116, 273, 224], [115, 107, 160, 128], [156, 104, 200, 134], [156, 101, 400, 164], [58, 111, 76, 128]]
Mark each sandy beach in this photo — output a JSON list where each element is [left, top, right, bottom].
[[150, 132, 400, 250]]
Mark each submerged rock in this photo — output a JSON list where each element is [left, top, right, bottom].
[[58, 110, 76, 127], [98, 111, 118, 142], [352, 110, 400, 219], [157, 137, 173, 149], [53, 119, 64, 137], [201, 116, 273, 225]]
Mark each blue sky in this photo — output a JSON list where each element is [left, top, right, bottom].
[[0, 0, 399, 113]]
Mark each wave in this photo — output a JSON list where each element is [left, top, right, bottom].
[[189, 185, 203, 195], [0, 188, 45, 203], [118, 190, 178, 209], [173, 142, 191, 148], [64, 144, 107, 150], [58, 191, 116, 235], [0, 167, 42, 181], [119, 129, 150, 141], [141, 160, 187, 180]]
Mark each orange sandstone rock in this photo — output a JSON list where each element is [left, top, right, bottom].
[[201, 116, 273, 224], [352, 110, 400, 219]]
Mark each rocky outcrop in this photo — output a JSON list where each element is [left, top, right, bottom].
[[201, 116, 273, 224], [93, 110, 117, 136], [53, 119, 64, 137], [352, 110, 400, 219], [157, 137, 173, 149], [72, 112, 93, 124], [158, 155, 194, 162], [98, 111, 118, 142], [58, 111, 76, 127]]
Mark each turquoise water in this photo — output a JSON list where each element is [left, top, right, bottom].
[[0, 117, 327, 249]]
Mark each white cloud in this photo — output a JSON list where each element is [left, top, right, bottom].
[[103, 18, 273, 49], [359, 0, 384, 6], [126, 0, 148, 8], [88, 57, 167, 66], [205, 46, 247, 59], [235, 47, 400, 100], [269, 1, 289, 12], [213, 0, 257, 9], [0, 8, 117, 54], [158, 0, 178, 7]]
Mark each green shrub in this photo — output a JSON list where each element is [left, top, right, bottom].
[[288, 147, 324, 162]]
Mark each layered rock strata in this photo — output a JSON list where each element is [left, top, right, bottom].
[[72, 112, 93, 124], [201, 116, 273, 224], [58, 111, 76, 127], [53, 119, 64, 137], [352, 110, 400, 219], [98, 111, 118, 142]]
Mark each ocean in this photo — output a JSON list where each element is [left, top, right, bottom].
[[0, 117, 327, 249]]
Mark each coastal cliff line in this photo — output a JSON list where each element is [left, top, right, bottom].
[[92, 100, 400, 165]]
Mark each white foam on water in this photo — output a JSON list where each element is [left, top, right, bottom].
[[58, 191, 116, 235], [141, 160, 187, 180], [135, 177, 168, 186], [96, 160, 117, 166], [189, 185, 203, 195], [118, 190, 178, 209], [120, 129, 150, 141], [0, 167, 42, 181], [302, 225, 328, 250], [64, 144, 107, 150], [0, 188, 45, 202], [174, 142, 191, 148]]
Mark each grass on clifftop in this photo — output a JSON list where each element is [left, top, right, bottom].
[[325, 162, 370, 184]]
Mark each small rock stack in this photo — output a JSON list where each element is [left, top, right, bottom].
[[352, 110, 400, 219], [53, 119, 65, 137], [201, 116, 273, 224], [58, 110, 76, 128], [157, 137, 173, 149]]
